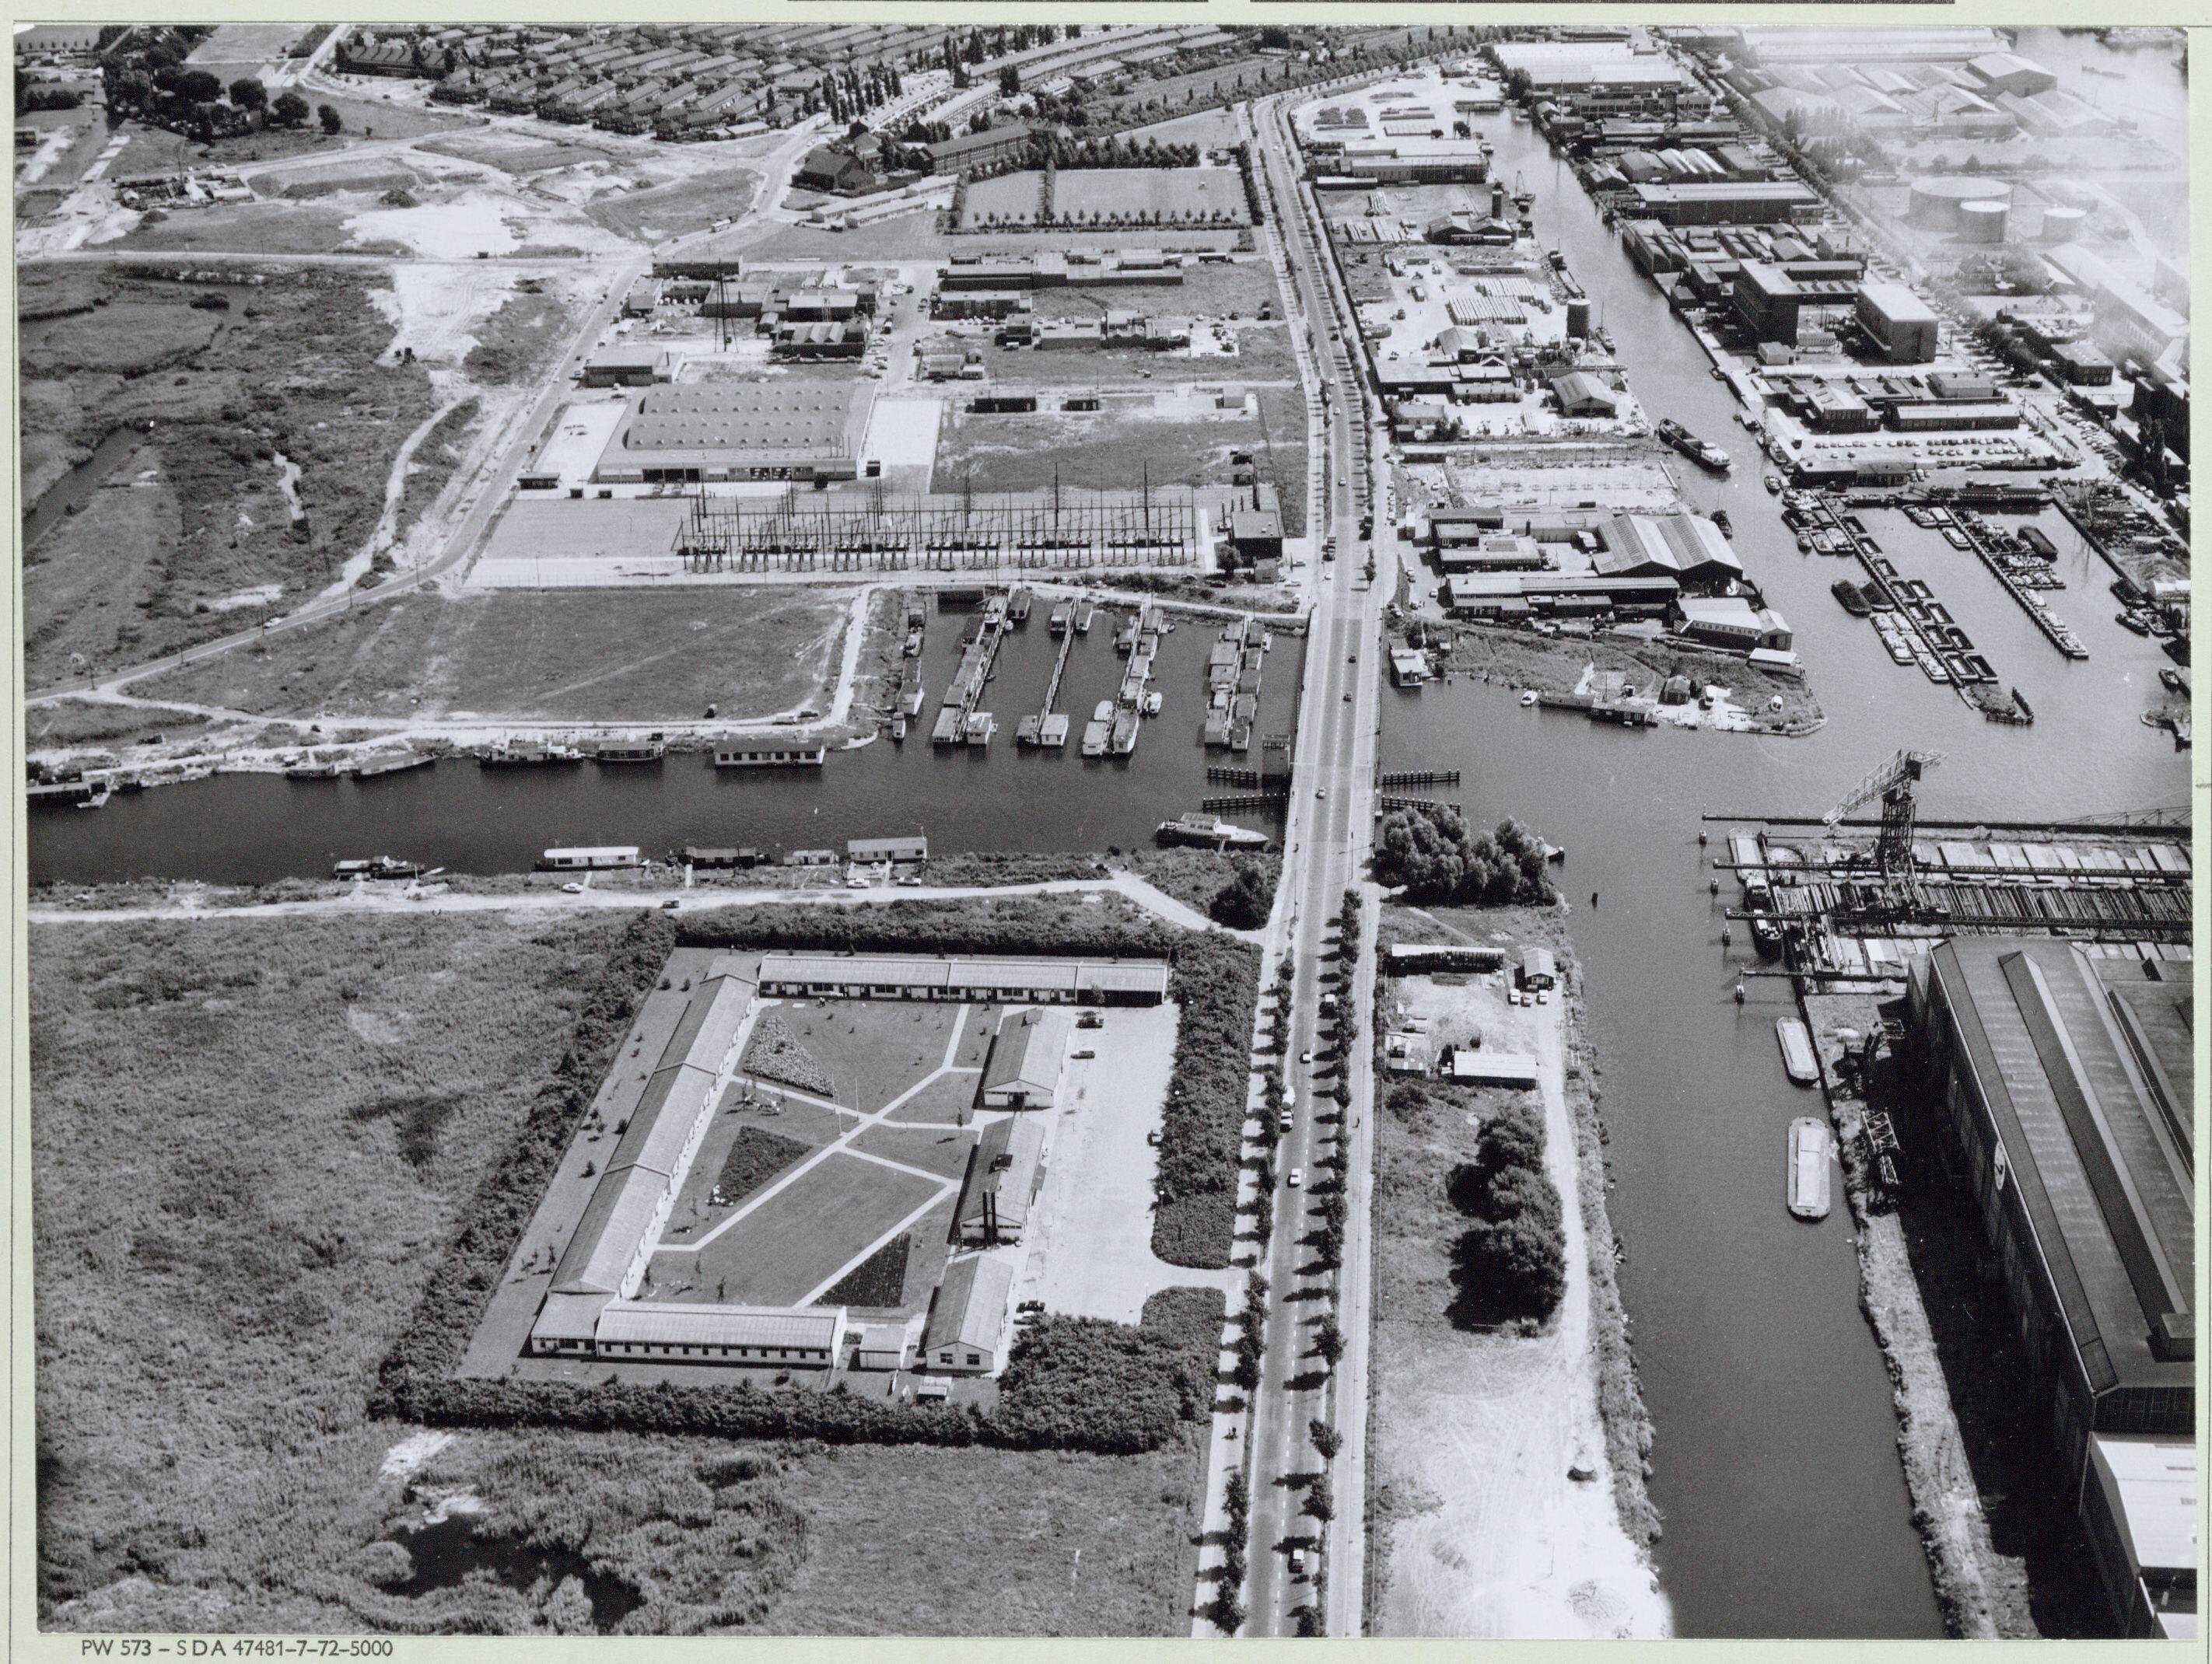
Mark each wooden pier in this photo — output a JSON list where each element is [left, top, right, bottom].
[[1954, 514, 2089, 660], [1202, 792, 1289, 813], [1378, 769, 1461, 788]]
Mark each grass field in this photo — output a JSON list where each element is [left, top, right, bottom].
[[768, 998, 992, 1112], [583, 168, 760, 243], [132, 588, 855, 722], [19, 268, 441, 687], [29, 910, 635, 1628], [653, 1152, 944, 1306], [851, 1123, 978, 1179], [880, 1072, 985, 1127], [960, 167, 1250, 231]]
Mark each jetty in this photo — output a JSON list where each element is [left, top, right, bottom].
[[1953, 513, 2089, 660]]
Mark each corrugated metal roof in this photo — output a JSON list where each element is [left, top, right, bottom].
[[597, 1300, 845, 1350], [924, 1255, 1013, 1355], [982, 1007, 1072, 1098], [656, 970, 754, 1077], [551, 1164, 666, 1295]]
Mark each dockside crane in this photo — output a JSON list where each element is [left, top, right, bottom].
[[1825, 748, 1944, 876]]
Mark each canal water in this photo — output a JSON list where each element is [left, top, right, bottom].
[[21, 35, 2190, 1643], [28, 609, 1307, 883], [1372, 91, 2186, 1640]]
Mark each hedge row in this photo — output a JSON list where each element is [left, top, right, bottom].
[[1150, 929, 1264, 1269], [371, 900, 1251, 1450]]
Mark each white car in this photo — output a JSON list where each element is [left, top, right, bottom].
[[1536, 988, 1549, 1005], [1287, 1168, 1304, 1189], [559, 882, 583, 894], [1300, 1049, 1314, 1065]]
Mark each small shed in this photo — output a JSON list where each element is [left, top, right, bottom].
[[1517, 946, 1557, 990], [855, 1323, 908, 1372]]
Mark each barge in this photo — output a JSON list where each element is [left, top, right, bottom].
[[713, 744, 827, 768], [1776, 1017, 1819, 1085], [1656, 418, 1732, 473], [1787, 1117, 1832, 1221]]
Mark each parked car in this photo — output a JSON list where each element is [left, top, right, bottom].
[[1287, 1168, 1304, 1189], [560, 882, 583, 894], [1290, 1547, 1309, 1578]]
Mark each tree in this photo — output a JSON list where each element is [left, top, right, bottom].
[[1210, 861, 1272, 929], [999, 63, 1021, 96], [174, 68, 222, 103], [1312, 1317, 1344, 1365], [1309, 1418, 1341, 1459], [1304, 1472, 1334, 1522], [317, 102, 341, 135], [228, 75, 266, 110], [270, 90, 310, 128]]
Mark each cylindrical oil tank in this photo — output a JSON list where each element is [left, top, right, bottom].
[[1566, 298, 1592, 338], [2041, 205, 2087, 243], [1906, 175, 2011, 232], [1957, 198, 2010, 243]]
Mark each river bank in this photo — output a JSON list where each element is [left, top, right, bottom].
[[1432, 624, 1824, 736], [1363, 903, 1666, 1638]]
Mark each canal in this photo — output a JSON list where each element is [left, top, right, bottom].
[[28, 608, 1307, 883], [22, 35, 2191, 1644], [1376, 93, 2186, 1638]]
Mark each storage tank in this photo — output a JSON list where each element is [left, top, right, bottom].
[[1957, 198, 2010, 243], [2040, 205, 2088, 243], [1566, 298, 1593, 339], [1490, 180, 1506, 219], [1906, 175, 2011, 232]]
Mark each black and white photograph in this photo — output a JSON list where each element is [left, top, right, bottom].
[[14, 16, 2196, 1645]]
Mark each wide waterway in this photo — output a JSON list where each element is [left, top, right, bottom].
[[23, 37, 2192, 1642]]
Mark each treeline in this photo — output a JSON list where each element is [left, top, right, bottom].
[[100, 33, 334, 143], [1373, 806, 1558, 907], [1437, 1088, 1566, 1327], [1151, 929, 1264, 1267]]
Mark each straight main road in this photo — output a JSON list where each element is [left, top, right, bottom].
[[1232, 83, 1389, 1639]]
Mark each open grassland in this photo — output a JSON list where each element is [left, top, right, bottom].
[[957, 165, 1258, 230], [30, 909, 635, 1630], [655, 1154, 943, 1306], [132, 588, 853, 722], [583, 169, 759, 243], [19, 268, 439, 687]]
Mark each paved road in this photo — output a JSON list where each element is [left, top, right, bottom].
[[1234, 86, 1388, 1640]]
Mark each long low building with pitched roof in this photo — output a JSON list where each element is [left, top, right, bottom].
[[755, 951, 1170, 1005]]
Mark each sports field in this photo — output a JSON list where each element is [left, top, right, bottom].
[[959, 166, 1250, 229]]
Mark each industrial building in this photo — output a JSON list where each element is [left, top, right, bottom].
[[979, 1007, 1074, 1109], [1856, 283, 1941, 364], [1594, 512, 1744, 592], [1488, 41, 1697, 120], [956, 1116, 1046, 1246], [923, 1255, 1014, 1373], [528, 961, 761, 1356], [1628, 179, 1819, 225], [755, 952, 1170, 1005], [583, 345, 671, 387], [592, 383, 863, 484], [1675, 595, 1794, 652], [1447, 572, 1680, 621], [1907, 938, 2194, 1638]]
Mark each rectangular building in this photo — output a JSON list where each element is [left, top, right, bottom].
[[1629, 180, 1819, 225], [755, 952, 1169, 1005], [1906, 939, 2193, 1638], [922, 1255, 1014, 1373], [980, 1007, 1074, 1109], [956, 1117, 1046, 1245], [1857, 283, 1941, 364]]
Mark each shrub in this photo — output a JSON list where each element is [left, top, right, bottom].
[[1209, 859, 1274, 929], [740, 1012, 834, 1096], [1444, 1097, 1566, 1325]]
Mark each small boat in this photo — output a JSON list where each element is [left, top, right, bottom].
[[1519, 689, 1539, 706], [1942, 526, 1972, 551], [76, 784, 112, 809], [1788, 1118, 1832, 1221], [1832, 579, 1871, 617], [1752, 916, 1782, 955], [1712, 509, 1733, 537], [1762, 474, 1783, 495], [2117, 611, 2153, 636], [1143, 690, 1164, 716], [285, 760, 343, 781], [1776, 1017, 1818, 1085], [1157, 811, 1270, 850], [1049, 602, 1073, 634]]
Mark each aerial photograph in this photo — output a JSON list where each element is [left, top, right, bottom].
[[17, 17, 2194, 1643]]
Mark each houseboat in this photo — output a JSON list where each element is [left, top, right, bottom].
[[353, 750, 435, 779], [480, 743, 585, 767], [334, 856, 425, 881], [593, 738, 666, 764], [1787, 1117, 1832, 1220], [1776, 1017, 1818, 1085], [537, 845, 643, 871], [713, 744, 827, 768]]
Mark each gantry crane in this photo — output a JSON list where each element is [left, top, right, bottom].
[[1825, 748, 1942, 876]]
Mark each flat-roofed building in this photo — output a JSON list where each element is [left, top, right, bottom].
[[957, 1117, 1045, 1245], [583, 345, 671, 386], [1732, 259, 1802, 344], [847, 834, 928, 864], [1629, 180, 1818, 225], [922, 1255, 1014, 1373], [980, 1007, 1073, 1109], [1907, 938, 2194, 1638], [593, 382, 862, 484], [593, 1301, 847, 1366], [1857, 282, 1941, 364]]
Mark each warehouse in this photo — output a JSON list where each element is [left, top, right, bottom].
[[1549, 370, 1621, 418], [1628, 180, 1819, 225], [1906, 938, 2194, 1638], [922, 1255, 1014, 1374], [1443, 1047, 1541, 1089], [583, 345, 671, 386], [593, 383, 863, 484], [980, 1007, 1074, 1109], [529, 963, 758, 1354], [1594, 512, 1743, 592], [755, 952, 1170, 1005], [590, 1302, 849, 1367], [1675, 595, 1794, 651], [957, 1117, 1047, 1246], [1856, 282, 1941, 364], [1447, 573, 1680, 619]]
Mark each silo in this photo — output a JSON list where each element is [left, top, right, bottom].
[[1566, 298, 1592, 339], [1906, 175, 2011, 233], [1490, 180, 1506, 219], [1957, 198, 2010, 243], [2041, 205, 2087, 243]]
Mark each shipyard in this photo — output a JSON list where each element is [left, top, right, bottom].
[[18, 18, 2193, 1653]]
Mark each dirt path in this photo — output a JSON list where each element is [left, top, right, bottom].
[[1371, 990, 1670, 1639]]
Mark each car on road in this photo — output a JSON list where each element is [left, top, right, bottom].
[[660, 898, 680, 910], [559, 882, 583, 894], [1287, 1168, 1303, 1189], [1316, 786, 1328, 799], [1289, 1547, 1309, 1578], [1279, 1110, 1293, 1132], [1073, 1048, 1096, 1060], [1300, 1048, 1313, 1064]]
